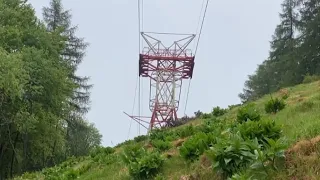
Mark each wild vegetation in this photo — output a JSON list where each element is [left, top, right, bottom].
[[2, 0, 320, 179], [239, 0, 320, 103], [14, 80, 320, 179], [0, 0, 101, 179]]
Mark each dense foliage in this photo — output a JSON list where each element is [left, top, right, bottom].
[[0, 0, 101, 178], [236, 103, 261, 123], [121, 144, 164, 180], [264, 97, 286, 114], [239, 0, 320, 102]]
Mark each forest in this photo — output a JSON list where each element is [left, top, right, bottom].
[[0, 0, 101, 179], [239, 0, 320, 102]]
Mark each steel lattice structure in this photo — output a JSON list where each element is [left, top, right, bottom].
[[125, 32, 196, 131]]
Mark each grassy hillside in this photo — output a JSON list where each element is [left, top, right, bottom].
[[15, 81, 320, 180]]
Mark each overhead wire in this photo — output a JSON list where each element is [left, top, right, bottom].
[[184, 0, 210, 116], [128, 0, 142, 139], [138, 0, 142, 136], [138, 0, 144, 136]]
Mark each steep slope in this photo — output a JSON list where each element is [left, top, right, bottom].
[[15, 81, 320, 180]]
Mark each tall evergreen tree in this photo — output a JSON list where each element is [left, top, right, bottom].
[[42, 0, 97, 158], [298, 0, 320, 75], [239, 0, 301, 102], [43, 0, 92, 116]]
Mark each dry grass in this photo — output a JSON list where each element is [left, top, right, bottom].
[[283, 136, 320, 179]]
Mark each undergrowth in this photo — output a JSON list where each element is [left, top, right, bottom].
[[15, 81, 320, 180]]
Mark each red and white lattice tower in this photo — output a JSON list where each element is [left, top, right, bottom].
[[125, 32, 196, 131]]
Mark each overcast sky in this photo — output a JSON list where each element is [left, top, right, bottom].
[[28, 0, 282, 146]]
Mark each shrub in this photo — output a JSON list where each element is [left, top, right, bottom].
[[65, 169, 79, 179], [264, 98, 286, 114], [129, 151, 164, 180], [151, 139, 172, 152], [236, 103, 261, 123], [279, 88, 289, 100], [196, 117, 226, 134], [201, 113, 212, 119], [206, 134, 258, 178], [212, 106, 227, 117], [115, 139, 134, 147], [149, 128, 178, 141], [176, 125, 196, 138], [121, 144, 145, 165], [90, 146, 115, 158], [93, 153, 117, 165], [179, 132, 216, 162], [134, 135, 148, 142], [194, 110, 203, 118], [228, 104, 242, 110], [302, 74, 320, 84], [121, 145, 164, 179], [295, 101, 314, 112], [238, 119, 282, 147]]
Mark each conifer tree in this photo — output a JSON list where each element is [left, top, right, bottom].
[[43, 0, 92, 116], [42, 0, 99, 158]]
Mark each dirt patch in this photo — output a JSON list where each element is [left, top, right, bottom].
[[179, 173, 200, 180], [278, 88, 289, 98], [173, 138, 187, 147], [287, 96, 306, 105], [199, 155, 211, 168], [164, 148, 178, 159], [286, 136, 320, 156], [285, 136, 320, 179]]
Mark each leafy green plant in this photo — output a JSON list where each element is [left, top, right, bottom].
[[238, 119, 282, 147], [194, 110, 203, 118], [176, 125, 196, 138], [197, 117, 225, 134], [90, 146, 115, 158], [121, 146, 164, 179], [129, 151, 164, 180], [151, 139, 172, 152], [228, 104, 242, 110], [201, 113, 212, 119], [179, 132, 216, 162], [241, 138, 287, 179], [149, 128, 178, 141], [134, 135, 148, 142], [121, 144, 145, 165], [121, 144, 164, 179], [236, 103, 261, 123], [264, 97, 286, 114], [65, 169, 79, 179], [302, 74, 320, 84], [212, 106, 227, 117], [206, 134, 259, 178]]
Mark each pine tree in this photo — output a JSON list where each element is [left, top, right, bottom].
[[298, 0, 320, 75], [239, 0, 301, 102], [43, 0, 92, 116], [42, 0, 97, 158]]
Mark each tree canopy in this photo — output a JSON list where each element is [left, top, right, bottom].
[[239, 0, 320, 102], [0, 0, 101, 178]]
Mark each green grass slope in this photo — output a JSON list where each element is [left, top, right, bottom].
[[15, 81, 320, 180]]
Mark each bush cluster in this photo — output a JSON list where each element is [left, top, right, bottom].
[[264, 98, 286, 114], [212, 106, 227, 117], [236, 103, 261, 123], [177, 103, 285, 178], [151, 139, 172, 152], [121, 144, 164, 179], [238, 119, 282, 147], [179, 132, 216, 162]]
